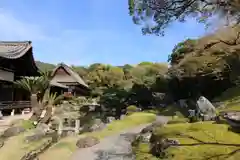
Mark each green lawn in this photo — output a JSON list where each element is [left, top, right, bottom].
[[218, 105, 240, 112]]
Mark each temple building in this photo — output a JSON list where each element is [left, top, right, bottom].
[[0, 41, 40, 111], [0, 41, 90, 114], [50, 63, 90, 97]]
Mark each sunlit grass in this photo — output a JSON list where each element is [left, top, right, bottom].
[[134, 122, 240, 160], [218, 105, 240, 112]]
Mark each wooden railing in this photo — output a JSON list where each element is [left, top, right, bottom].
[[0, 101, 31, 109]]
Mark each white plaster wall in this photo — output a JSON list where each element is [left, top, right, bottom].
[[0, 69, 14, 82]]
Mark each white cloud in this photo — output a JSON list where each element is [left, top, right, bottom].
[[0, 9, 47, 41]]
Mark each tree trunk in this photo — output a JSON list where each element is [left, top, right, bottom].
[[30, 94, 42, 121], [39, 105, 53, 124]]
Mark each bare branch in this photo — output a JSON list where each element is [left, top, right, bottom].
[[129, 0, 240, 35]]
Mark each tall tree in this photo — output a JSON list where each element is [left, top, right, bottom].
[[128, 0, 240, 35]]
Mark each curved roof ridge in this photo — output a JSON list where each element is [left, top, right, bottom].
[[0, 41, 31, 43], [0, 41, 32, 59]]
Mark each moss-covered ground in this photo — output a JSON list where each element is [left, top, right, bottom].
[[134, 122, 240, 160]]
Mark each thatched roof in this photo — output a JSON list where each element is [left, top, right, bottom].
[[51, 63, 88, 88], [0, 41, 32, 59], [50, 80, 69, 89]]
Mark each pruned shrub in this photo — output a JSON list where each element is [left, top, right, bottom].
[[127, 105, 138, 115], [189, 115, 200, 123]]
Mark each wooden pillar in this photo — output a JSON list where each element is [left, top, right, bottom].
[[0, 110, 3, 119], [58, 120, 63, 136], [11, 84, 14, 101], [11, 109, 15, 116], [30, 94, 38, 108]]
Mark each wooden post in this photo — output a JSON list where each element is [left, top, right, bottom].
[[0, 110, 3, 119], [30, 94, 38, 108], [11, 109, 15, 116], [74, 119, 80, 134], [58, 120, 63, 136]]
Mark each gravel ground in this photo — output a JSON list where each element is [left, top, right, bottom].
[[71, 116, 168, 160], [0, 114, 32, 132]]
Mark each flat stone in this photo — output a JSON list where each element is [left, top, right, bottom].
[[76, 136, 100, 148], [2, 126, 25, 138]]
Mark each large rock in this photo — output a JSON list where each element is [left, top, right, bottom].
[[197, 96, 217, 120], [90, 119, 106, 132], [120, 133, 137, 142], [25, 133, 45, 143], [223, 111, 240, 128], [35, 123, 49, 134], [149, 134, 179, 158], [141, 124, 154, 134], [152, 117, 168, 127], [80, 118, 105, 133], [106, 116, 115, 123], [141, 117, 168, 134], [139, 132, 152, 143], [76, 136, 100, 148], [2, 126, 25, 138]]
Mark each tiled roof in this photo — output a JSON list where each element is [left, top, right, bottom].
[[51, 63, 89, 88], [0, 41, 32, 59]]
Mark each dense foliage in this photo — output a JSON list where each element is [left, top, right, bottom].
[[128, 0, 240, 35], [36, 24, 240, 112], [36, 61, 170, 116], [168, 25, 240, 100]]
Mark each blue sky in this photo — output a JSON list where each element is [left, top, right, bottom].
[[0, 0, 208, 66]]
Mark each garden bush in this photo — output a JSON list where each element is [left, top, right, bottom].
[[158, 105, 187, 118], [127, 105, 139, 114]]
